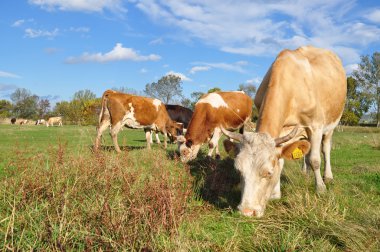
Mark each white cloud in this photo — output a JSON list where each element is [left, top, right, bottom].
[[134, 0, 380, 65], [246, 77, 262, 85], [191, 61, 247, 73], [140, 68, 147, 74], [65, 43, 161, 63], [0, 70, 21, 78], [367, 9, 380, 23], [68, 26, 90, 33], [149, 37, 164, 45], [28, 0, 126, 13], [189, 66, 210, 74], [24, 28, 59, 38], [166, 71, 192, 81], [12, 19, 25, 27], [344, 64, 358, 75]]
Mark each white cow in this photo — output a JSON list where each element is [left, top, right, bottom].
[[46, 116, 62, 127]]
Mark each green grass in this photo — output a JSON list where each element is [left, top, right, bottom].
[[0, 124, 379, 251]]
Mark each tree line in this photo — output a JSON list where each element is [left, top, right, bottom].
[[1, 51, 379, 126]]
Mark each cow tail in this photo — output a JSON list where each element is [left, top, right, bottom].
[[99, 90, 114, 125]]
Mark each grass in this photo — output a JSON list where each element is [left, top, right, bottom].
[[0, 124, 379, 251]]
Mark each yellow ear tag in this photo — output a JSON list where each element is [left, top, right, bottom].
[[292, 147, 303, 159]]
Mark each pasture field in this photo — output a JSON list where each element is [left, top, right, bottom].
[[0, 124, 379, 251]]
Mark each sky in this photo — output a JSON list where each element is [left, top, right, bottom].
[[0, 0, 380, 103]]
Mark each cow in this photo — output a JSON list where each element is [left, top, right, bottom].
[[221, 46, 347, 217], [35, 119, 46, 125], [150, 104, 193, 144], [94, 90, 183, 152], [19, 119, 28, 125], [177, 91, 252, 162], [11, 118, 16, 124], [46, 116, 63, 127]]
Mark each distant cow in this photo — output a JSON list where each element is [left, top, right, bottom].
[[165, 104, 193, 129], [222, 46, 346, 217], [19, 119, 28, 125], [46, 117, 62, 127], [11, 118, 16, 124], [177, 91, 252, 162], [35, 119, 46, 125], [151, 105, 193, 144], [94, 90, 183, 152]]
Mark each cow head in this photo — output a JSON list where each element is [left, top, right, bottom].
[[222, 127, 310, 217], [177, 136, 201, 163], [167, 122, 184, 142]]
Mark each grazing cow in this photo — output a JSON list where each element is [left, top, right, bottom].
[[165, 104, 193, 129], [11, 118, 16, 124], [94, 90, 183, 152], [46, 116, 62, 127], [19, 119, 28, 125], [178, 91, 252, 162], [35, 119, 46, 125], [222, 46, 346, 217], [151, 104, 193, 144]]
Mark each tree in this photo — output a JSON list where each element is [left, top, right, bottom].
[[238, 83, 259, 121], [341, 77, 371, 125], [10, 88, 39, 118], [238, 83, 257, 99], [207, 87, 221, 93], [144, 74, 183, 103], [0, 100, 13, 118], [352, 52, 380, 127], [37, 99, 50, 118]]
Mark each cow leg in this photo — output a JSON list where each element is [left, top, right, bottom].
[[94, 119, 110, 151], [149, 131, 154, 144], [208, 127, 222, 159], [155, 131, 161, 144], [270, 158, 284, 200], [163, 132, 168, 149], [322, 130, 334, 183], [145, 129, 152, 149], [307, 128, 326, 193], [110, 122, 123, 153]]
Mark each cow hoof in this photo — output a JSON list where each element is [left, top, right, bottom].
[[215, 154, 221, 160], [323, 177, 334, 184], [316, 184, 327, 194]]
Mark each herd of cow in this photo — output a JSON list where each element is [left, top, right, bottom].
[[93, 46, 347, 217], [12, 46, 348, 217], [11, 116, 63, 127]]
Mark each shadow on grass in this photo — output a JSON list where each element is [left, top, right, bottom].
[[182, 151, 241, 210]]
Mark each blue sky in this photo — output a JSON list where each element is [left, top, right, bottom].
[[0, 0, 379, 103]]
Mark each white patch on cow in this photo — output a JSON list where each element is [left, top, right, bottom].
[[198, 93, 228, 108], [153, 99, 162, 111], [122, 103, 143, 129]]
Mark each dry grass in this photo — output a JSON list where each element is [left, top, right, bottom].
[[0, 144, 193, 251]]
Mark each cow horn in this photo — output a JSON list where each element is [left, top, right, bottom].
[[220, 127, 244, 142], [274, 126, 298, 146]]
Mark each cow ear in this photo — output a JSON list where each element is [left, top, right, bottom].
[[280, 140, 310, 160], [223, 139, 239, 158]]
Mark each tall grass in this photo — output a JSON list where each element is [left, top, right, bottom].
[[1, 143, 192, 250], [0, 125, 379, 251]]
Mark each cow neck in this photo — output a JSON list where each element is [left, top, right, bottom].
[[185, 107, 208, 145], [256, 79, 288, 139]]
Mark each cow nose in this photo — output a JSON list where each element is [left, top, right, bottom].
[[241, 208, 257, 217]]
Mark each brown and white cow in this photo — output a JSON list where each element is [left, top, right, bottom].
[[222, 46, 346, 217], [46, 116, 62, 127], [178, 91, 252, 162], [94, 90, 183, 152]]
